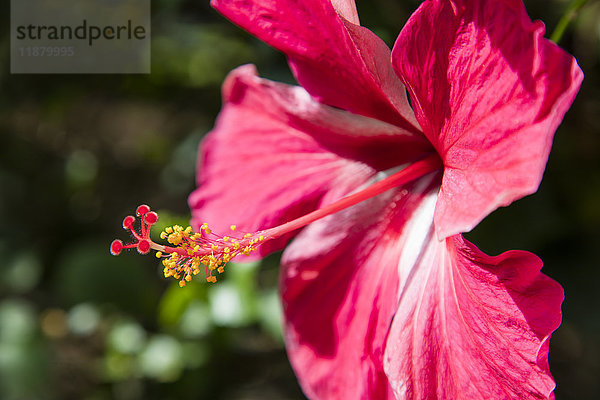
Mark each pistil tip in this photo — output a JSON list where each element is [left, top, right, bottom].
[[137, 239, 151, 254], [110, 239, 123, 256], [122, 216, 135, 230], [144, 211, 158, 225], [136, 204, 150, 216]]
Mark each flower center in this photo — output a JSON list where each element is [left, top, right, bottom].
[[110, 154, 442, 287]]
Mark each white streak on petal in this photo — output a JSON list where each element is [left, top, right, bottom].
[[395, 175, 438, 300]]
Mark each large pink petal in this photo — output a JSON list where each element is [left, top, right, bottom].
[[281, 174, 441, 399], [188, 65, 428, 257], [384, 223, 563, 398], [392, 0, 583, 239], [211, 0, 419, 130]]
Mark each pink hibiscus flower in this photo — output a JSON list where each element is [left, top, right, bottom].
[[112, 0, 583, 398]]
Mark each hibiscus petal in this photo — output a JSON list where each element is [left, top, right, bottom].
[[188, 65, 428, 257], [384, 227, 563, 399], [211, 0, 419, 130], [391, 0, 583, 239], [281, 174, 440, 399], [330, 0, 359, 24]]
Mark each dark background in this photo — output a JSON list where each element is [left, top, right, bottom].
[[0, 0, 598, 399]]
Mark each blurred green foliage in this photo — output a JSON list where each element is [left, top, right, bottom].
[[0, 0, 599, 399]]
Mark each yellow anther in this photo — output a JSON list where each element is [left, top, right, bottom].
[[150, 217, 272, 288]]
